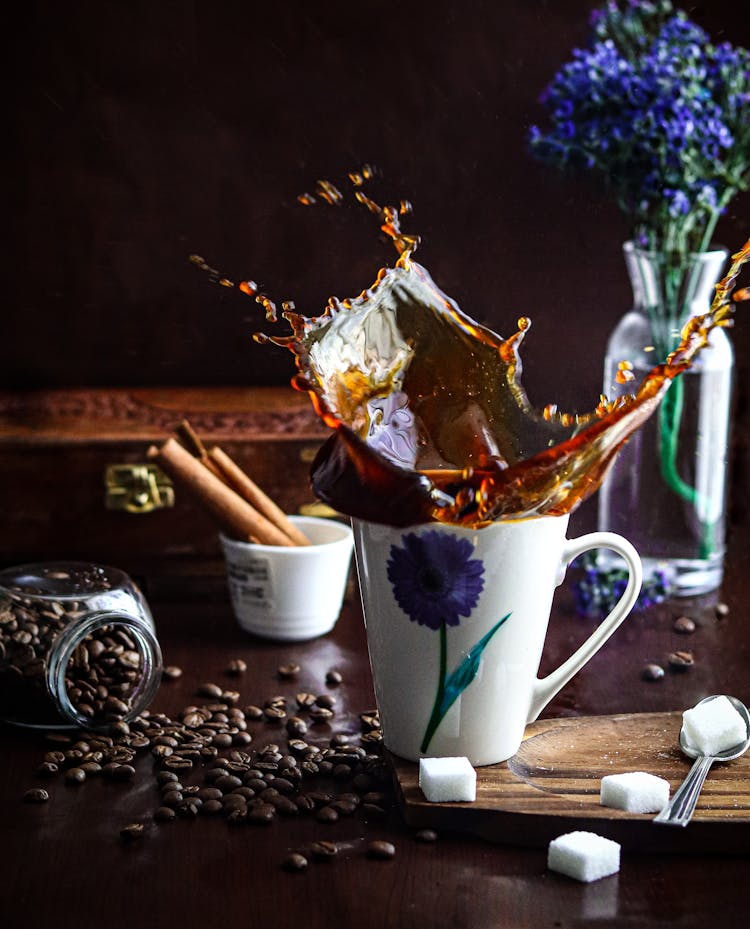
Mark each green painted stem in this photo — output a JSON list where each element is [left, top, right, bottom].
[[421, 621, 447, 754]]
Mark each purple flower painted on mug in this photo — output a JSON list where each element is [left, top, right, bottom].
[[387, 531, 485, 630]]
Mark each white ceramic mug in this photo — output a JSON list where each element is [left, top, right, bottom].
[[221, 515, 354, 642], [352, 514, 642, 765]]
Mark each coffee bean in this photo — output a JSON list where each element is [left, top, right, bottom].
[[197, 787, 223, 802], [315, 694, 336, 709], [715, 602, 730, 619], [295, 794, 316, 813], [120, 823, 145, 841], [286, 716, 308, 736], [247, 804, 276, 825], [359, 711, 381, 731], [201, 799, 224, 816], [221, 794, 247, 814], [360, 731, 383, 748], [642, 663, 665, 682], [310, 840, 338, 859], [278, 662, 300, 679], [23, 787, 50, 803], [273, 796, 300, 816], [212, 733, 233, 748], [673, 616, 696, 634], [316, 806, 339, 823], [156, 771, 179, 786], [197, 683, 223, 698], [176, 799, 201, 819], [325, 669, 343, 686], [80, 762, 102, 776], [361, 803, 388, 820], [105, 695, 129, 716], [37, 762, 59, 777], [282, 852, 308, 872], [366, 840, 396, 859], [331, 799, 357, 816], [295, 692, 316, 709], [161, 790, 184, 808], [215, 774, 243, 792], [65, 767, 86, 785], [668, 650, 694, 670], [330, 733, 349, 747], [309, 707, 334, 724], [226, 658, 247, 676], [415, 829, 438, 843], [244, 705, 264, 720], [163, 756, 193, 771], [154, 806, 176, 823]]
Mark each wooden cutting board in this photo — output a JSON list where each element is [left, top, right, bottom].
[[392, 711, 750, 854]]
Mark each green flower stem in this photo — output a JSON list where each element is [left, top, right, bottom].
[[421, 620, 447, 755], [658, 382, 717, 559]]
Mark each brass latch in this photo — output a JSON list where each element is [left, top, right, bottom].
[[105, 464, 174, 514]]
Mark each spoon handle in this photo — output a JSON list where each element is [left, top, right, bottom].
[[653, 755, 715, 827]]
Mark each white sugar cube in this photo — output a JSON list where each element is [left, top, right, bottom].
[[419, 756, 476, 802], [600, 771, 670, 813], [682, 696, 747, 756], [547, 831, 621, 883]]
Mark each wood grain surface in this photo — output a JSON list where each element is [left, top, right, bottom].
[[394, 711, 750, 853]]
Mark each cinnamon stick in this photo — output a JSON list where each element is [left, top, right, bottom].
[[207, 445, 312, 546], [175, 419, 224, 480], [148, 438, 295, 546]]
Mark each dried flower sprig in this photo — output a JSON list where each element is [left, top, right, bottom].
[[530, 1, 750, 260]]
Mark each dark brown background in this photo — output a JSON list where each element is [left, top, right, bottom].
[[8, 0, 750, 413]]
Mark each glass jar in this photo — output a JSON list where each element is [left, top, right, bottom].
[[0, 562, 162, 729], [597, 243, 733, 596]]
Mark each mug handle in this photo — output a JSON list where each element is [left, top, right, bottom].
[[526, 531, 642, 723]]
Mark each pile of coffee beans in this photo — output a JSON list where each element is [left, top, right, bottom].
[[19, 660, 413, 869], [64, 626, 144, 722], [0, 590, 145, 727]]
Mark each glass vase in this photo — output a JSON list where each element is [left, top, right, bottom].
[[597, 242, 733, 596]]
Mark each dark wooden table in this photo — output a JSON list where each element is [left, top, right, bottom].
[[2, 514, 749, 929]]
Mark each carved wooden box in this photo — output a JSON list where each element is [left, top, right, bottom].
[[0, 387, 328, 596]]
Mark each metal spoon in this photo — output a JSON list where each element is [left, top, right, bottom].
[[654, 695, 750, 827]]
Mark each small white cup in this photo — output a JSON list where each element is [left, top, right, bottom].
[[353, 514, 642, 765], [220, 515, 354, 642]]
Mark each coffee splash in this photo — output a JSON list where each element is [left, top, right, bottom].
[[194, 174, 749, 529]]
